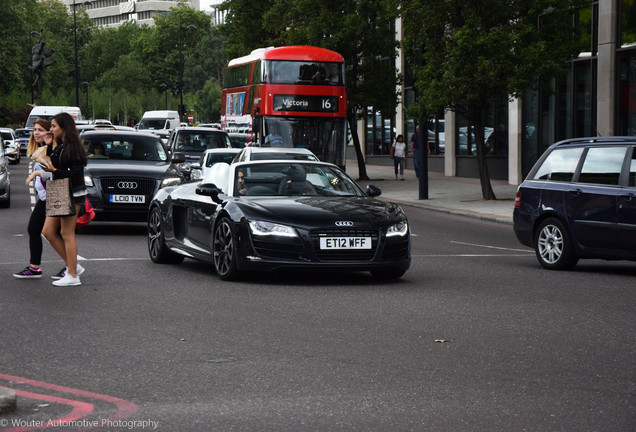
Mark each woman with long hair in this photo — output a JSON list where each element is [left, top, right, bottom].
[[42, 112, 88, 286], [13, 119, 54, 278]]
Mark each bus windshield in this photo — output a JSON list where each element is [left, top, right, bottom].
[[264, 60, 344, 86], [262, 117, 346, 166]]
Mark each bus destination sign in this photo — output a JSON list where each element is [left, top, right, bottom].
[[273, 95, 339, 113]]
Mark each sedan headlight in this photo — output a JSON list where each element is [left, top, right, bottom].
[[249, 221, 298, 238], [386, 220, 408, 237], [84, 175, 94, 187], [161, 176, 182, 188]]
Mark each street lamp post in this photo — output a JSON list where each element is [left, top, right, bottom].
[[178, 23, 197, 123], [160, 83, 168, 110], [73, 0, 92, 108], [82, 81, 90, 119], [28, 30, 40, 105]]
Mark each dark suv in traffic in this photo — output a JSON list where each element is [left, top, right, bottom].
[[513, 137, 636, 270]]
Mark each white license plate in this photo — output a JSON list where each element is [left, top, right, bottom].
[[319, 237, 372, 250], [109, 194, 145, 203]]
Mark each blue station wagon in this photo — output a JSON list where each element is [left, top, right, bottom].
[[513, 137, 636, 270]]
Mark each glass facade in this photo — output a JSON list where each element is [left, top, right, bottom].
[[618, 50, 636, 135]]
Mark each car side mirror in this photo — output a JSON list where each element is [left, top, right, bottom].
[[172, 152, 186, 164], [366, 184, 382, 197], [196, 183, 223, 204]]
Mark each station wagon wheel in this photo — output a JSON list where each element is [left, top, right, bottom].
[[213, 218, 239, 281], [148, 206, 184, 264], [534, 218, 578, 270]]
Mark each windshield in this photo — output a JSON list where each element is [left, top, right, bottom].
[[1, 132, 13, 141], [83, 135, 168, 162], [263, 60, 344, 86], [261, 117, 345, 167], [233, 162, 362, 197], [15, 130, 32, 139], [138, 119, 168, 130], [175, 131, 231, 151]]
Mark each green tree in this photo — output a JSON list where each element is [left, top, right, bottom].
[[195, 78, 223, 122], [0, 0, 38, 95], [400, 0, 590, 199]]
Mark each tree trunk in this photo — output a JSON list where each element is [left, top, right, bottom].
[[474, 111, 497, 200], [348, 113, 369, 180]]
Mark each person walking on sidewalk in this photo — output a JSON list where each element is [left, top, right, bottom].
[[42, 113, 88, 286], [391, 134, 407, 181], [13, 119, 54, 279]]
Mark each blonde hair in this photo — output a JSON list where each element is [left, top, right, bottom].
[[26, 118, 52, 157]]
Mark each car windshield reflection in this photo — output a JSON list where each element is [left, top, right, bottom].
[[83, 137, 168, 162], [232, 163, 363, 198]]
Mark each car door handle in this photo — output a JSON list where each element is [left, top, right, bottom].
[[622, 193, 635, 201], [569, 189, 582, 197]]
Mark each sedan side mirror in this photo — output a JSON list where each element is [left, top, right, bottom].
[[366, 184, 382, 197], [172, 152, 186, 164]]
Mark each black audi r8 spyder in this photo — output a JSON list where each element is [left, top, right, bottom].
[[147, 160, 410, 280]]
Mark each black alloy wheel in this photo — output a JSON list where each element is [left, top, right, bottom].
[[148, 206, 184, 264], [213, 218, 239, 281]]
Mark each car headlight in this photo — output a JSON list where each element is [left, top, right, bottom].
[[386, 220, 408, 237], [161, 176, 182, 187], [249, 220, 298, 237], [84, 175, 94, 187]]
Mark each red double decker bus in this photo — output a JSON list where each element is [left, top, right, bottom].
[[221, 46, 347, 167]]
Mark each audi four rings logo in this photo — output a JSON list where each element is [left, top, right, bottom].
[[335, 221, 354, 226], [117, 181, 138, 189]]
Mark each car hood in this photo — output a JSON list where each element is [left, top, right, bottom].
[[234, 196, 405, 228], [85, 160, 176, 179]]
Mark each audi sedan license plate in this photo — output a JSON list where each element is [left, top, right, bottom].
[[109, 194, 145, 203], [319, 237, 372, 250]]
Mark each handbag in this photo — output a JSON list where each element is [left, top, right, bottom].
[[46, 178, 76, 217], [31, 145, 53, 170], [76, 197, 95, 229]]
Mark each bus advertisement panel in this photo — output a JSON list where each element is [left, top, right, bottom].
[[221, 46, 347, 167]]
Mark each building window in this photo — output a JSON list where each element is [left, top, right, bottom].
[[618, 49, 636, 135], [454, 101, 508, 157], [365, 109, 394, 156], [620, 0, 636, 47]]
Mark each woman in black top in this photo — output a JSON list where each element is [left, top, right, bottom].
[[42, 112, 88, 286]]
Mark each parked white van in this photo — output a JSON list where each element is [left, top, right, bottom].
[[26, 106, 83, 128]]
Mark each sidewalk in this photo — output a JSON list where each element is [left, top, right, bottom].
[[347, 160, 518, 225]]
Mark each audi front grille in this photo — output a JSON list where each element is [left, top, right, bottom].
[[100, 177, 156, 201]]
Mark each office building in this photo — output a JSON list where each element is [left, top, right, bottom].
[[62, 0, 200, 28], [369, 0, 635, 185]]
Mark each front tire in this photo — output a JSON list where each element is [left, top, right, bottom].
[[148, 206, 184, 264], [534, 218, 578, 270], [213, 218, 239, 281]]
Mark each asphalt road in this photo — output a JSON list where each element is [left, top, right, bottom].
[[1, 161, 635, 431]]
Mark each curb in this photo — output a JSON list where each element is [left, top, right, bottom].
[[0, 387, 17, 414]]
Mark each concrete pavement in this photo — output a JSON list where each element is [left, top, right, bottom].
[[348, 160, 518, 225]]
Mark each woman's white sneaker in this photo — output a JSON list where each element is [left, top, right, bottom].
[[52, 274, 81, 286]]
